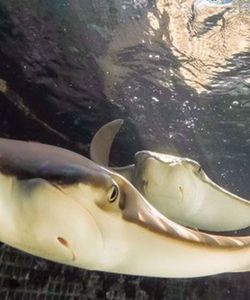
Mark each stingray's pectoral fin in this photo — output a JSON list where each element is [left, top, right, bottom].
[[196, 175, 250, 231], [90, 119, 124, 166]]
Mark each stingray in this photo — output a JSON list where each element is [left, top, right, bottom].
[[1, 137, 250, 278], [90, 119, 250, 232]]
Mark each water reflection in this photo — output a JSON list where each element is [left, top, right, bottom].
[[97, 0, 250, 198], [102, 0, 250, 94]]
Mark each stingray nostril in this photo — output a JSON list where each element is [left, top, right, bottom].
[[57, 237, 76, 261], [57, 237, 69, 247], [179, 186, 184, 201]]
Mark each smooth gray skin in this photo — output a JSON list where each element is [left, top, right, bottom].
[[2, 137, 250, 278], [90, 119, 250, 232]]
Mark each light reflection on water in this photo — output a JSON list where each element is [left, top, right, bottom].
[[102, 0, 250, 94], [96, 0, 250, 196]]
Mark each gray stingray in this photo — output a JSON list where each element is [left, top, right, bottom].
[[1, 137, 250, 278], [90, 119, 250, 232]]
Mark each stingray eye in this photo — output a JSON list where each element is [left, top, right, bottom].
[[197, 166, 202, 173], [108, 183, 119, 203]]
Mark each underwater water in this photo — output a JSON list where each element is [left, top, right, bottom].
[[0, 0, 250, 299]]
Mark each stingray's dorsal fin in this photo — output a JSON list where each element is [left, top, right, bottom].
[[90, 119, 124, 166], [90, 119, 135, 181]]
